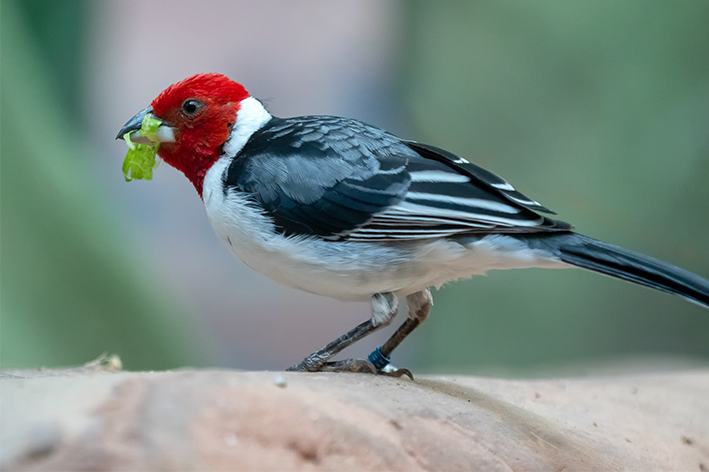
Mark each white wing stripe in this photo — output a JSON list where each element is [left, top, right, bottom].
[[371, 216, 496, 228], [409, 170, 471, 183], [405, 192, 522, 214], [384, 201, 543, 227], [350, 232, 459, 240], [505, 194, 542, 207], [490, 181, 516, 191], [359, 227, 469, 234]]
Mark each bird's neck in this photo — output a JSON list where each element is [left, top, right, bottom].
[[161, 97, 273, 198], [221, 97, 273, 160]]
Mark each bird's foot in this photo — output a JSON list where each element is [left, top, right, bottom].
[[319, 358, 377, 374], [286, 346, 413, 378], [286, 358, 322, 372], [367, 346, 414, 379], [287, 357, 376, 374]]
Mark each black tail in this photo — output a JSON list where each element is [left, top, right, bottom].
[[521, 232, 709, 308]]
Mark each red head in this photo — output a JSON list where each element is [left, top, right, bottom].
[[150, 73, 250, 195]]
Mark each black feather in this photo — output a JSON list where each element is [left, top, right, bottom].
[[405, 141, 557, 215], [520, 233, 709, 308], [224, 116, 415, 238]]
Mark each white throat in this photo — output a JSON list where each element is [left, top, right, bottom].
[[223, 96, 272, 158]]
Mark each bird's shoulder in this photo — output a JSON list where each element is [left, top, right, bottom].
[[235, 115, 416, 161], [222, 116, 415, 238]]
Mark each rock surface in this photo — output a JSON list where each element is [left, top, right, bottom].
[[2, 366, 708, 471]]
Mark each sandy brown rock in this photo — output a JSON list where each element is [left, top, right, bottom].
[[2, 367, 708, 471]]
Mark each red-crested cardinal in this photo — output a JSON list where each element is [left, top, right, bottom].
[[118, 73, 709, 377]]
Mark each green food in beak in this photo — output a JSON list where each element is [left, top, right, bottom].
[[119, 112, 163, 181]]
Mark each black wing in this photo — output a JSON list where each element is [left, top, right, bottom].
[[225, 116, 571, 241], [225, 116, 414, 238]]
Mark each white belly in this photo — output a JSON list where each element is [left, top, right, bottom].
[[203, 158, 567, 302]]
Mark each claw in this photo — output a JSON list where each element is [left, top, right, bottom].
[[378, 363, 414, 380]]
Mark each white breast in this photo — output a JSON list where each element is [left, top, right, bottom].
[[203, 157, 567, 302]]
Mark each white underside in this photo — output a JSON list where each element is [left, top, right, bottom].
[[204, 160, 569, 302], [201, 97, 570, 302]]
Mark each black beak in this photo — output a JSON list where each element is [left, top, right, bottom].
[[116, 106, 153, 140]]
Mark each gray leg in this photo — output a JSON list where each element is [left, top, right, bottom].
[[369, 288, 433, 378], [287, 292, 399, 373], [381, 289, 432, 357]]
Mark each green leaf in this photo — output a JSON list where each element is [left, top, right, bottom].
[[121, 114, 162, 182]]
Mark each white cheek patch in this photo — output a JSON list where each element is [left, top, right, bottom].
[[223, 97, 272, 157]]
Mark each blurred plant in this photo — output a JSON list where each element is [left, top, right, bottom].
[[1, 0, 204, 370]]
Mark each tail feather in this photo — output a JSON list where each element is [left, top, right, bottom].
[[522, 232, 709, 308]]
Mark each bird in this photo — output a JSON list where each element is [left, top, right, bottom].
[[117, 73, 709, 378]]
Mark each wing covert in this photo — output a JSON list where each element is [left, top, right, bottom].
[[347, 157, 571, 241], [405, 141, 557, 215], [224, 116, 416, 238], [223, 116, 572, 242]]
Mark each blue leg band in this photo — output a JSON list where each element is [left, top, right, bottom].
[[368, 346, 391, 370]]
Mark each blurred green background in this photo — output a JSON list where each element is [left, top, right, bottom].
[[401, 1, 709, 373], [2, 0, 708, 374], [1, 0, 203, 370]]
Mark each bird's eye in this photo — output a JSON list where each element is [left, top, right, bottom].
[[181, 99, 205, 116]]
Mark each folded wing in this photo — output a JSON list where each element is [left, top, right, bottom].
[[226, 116, 572, 242]]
